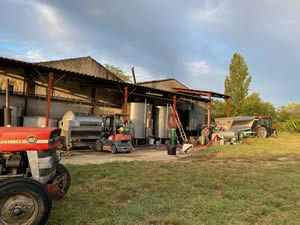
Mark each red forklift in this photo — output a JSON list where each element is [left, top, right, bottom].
[[96, 114, 133, 154], [0, 127, 71, 225]]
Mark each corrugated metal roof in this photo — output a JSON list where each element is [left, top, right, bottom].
[[0, 56, 210, 102], [138, 78, 189, 89]]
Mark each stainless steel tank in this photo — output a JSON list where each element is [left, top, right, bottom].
[[154, 106, 171, 139], [127, 102, 152, 139], [59, 111, 103, 150], [23, 116, 58, 127]]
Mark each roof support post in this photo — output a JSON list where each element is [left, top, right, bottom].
[[208, 93, 211, 128], [124, 86, 128, 124], [46, 72, 53, 127], [226, 98, 230, 117], [4, 79, 11, 126], [173, 95, 177, 128], [91, 87, 96, 114]]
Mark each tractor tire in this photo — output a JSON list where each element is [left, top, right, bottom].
[[111, 145, 117, 154], [95, 140, 103, 152], [258, 127, 268, 138], [54, 163, 71, 200], [0, 178, 52, 225]]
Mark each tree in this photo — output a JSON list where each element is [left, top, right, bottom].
[[211, 99, 227, 121], [241, 93, 276, 118], [225, 53, 252, 116], [276, 102, 300, 122], [104, 64, 132, 82]]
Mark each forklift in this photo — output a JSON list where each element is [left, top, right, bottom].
[[96, 114, 133, 154]]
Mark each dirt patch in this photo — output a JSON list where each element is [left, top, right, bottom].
[[61, 148, 179, 165]]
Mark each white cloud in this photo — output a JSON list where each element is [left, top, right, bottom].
[[15, 49, 45, 62], [33, 2, 68, 39], [185, 60, 209, 76], [188, 1, 225, 24]]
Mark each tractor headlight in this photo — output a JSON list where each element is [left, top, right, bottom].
[[56, 152, 62, 162]]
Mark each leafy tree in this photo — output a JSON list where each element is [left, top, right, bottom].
[[225, 53, 252, 116], [276, 102, 300, 122], [105, 64, 132, 82], [241, 93, 276, 118], [211, 99, 227, 121]]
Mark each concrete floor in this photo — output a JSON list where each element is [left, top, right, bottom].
[[61, 147, 181, 165]]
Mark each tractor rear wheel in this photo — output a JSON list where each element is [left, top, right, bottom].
[[0, 178, 52, 225], [54, 163, 71, 200], [258, 127, 268, 138], [111, 145, 117, 154]]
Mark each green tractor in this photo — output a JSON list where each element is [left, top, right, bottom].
[[252, 116, 277, 138]]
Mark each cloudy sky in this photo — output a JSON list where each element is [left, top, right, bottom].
[[0, 0, 299, 107]]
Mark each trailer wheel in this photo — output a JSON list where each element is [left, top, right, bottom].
[[111, 145, 117, 154], [96, 140, 103, 152], [0, 178, 52, 225], [258, 127, 268, 138], [54, 163, 71, 200]]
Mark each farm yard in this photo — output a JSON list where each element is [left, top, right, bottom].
[[48, 133, 300, 225]]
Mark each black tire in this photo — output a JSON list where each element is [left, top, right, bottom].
[[54, 163, 71, 200], [126, 148, 132, 153], [0, 178, 52, 225], [258, 127, 268, 138], [95, 140, 103, 152], [111, 145, 117, 154]]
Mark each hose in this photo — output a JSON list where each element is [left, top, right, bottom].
[[193, 134, 218, 149]]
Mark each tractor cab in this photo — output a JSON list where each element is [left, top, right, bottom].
[[252, 116, 277, 138], [96, 114, 133, 154]]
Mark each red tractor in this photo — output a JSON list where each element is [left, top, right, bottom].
[[0, 127, 71, 225]]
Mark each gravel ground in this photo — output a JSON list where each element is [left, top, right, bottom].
[[61, 147, 182, 165]]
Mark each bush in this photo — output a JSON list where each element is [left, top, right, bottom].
[[276, 119, 300, 132]]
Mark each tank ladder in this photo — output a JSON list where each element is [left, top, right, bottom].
[[171, 108, 188, 143]]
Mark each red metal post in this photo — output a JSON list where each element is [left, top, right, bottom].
[[46, 72, 53, 127], [226, 98, 230, 117], [208, 93, 211, 128], [173, 95, 177, 128], [124, 86, 128, 124]]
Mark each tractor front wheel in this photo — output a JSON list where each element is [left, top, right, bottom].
[[258, 127, 268, 138], [111, 145, 117, 154], [0, 178, 52, 225], [54, 163, 71, 200], [95, 140, 103, 152]]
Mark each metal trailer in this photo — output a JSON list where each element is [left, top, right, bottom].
[[214, 116, 276, 138], [59, 111, 103, 150]]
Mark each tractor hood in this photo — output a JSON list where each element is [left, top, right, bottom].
[[0, 127, 61, 152]]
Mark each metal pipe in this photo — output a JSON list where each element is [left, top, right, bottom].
[[124, 86, 128, 124], [4, 79, 11, 126], [131, 66, 137, 84], [5, 79, 9, 108], [173, 95, 177, 128], [46, 72, 53, 127]]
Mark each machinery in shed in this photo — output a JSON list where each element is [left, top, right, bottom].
[[97, 114, 133, 154], [59, 111, 103, 150]]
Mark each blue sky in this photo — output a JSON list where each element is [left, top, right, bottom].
[[0, 0, 299, 107]]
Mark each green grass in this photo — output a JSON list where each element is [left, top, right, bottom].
[[48, 133, 300, 225]]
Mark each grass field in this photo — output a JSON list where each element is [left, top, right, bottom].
[[48, 133, 300, 225]]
